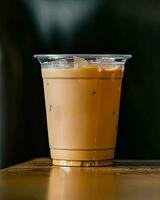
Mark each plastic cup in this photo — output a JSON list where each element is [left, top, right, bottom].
[[34, 54, 131, 166]]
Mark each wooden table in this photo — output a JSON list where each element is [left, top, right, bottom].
[[1, 158, 160, 200]]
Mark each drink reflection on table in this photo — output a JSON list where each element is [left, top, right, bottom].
[[47, 167, 118, 200]]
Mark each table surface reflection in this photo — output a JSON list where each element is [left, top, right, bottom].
[[1, 158, 160, 200]]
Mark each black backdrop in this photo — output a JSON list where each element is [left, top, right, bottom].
[[0, 0, 160, 168]]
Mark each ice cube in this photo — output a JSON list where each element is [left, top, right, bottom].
[[42, 59, 69, 69], [96, 57, 121, 70], [73, 56, 89, 68], [54, 59, 69, 68]]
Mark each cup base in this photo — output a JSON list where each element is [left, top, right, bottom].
[[52, 159, 113, 167]]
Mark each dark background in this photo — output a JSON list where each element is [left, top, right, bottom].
[[0, 0, 159, 168]]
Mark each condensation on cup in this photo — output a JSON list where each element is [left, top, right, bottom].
[[34, 54, 132, 166]]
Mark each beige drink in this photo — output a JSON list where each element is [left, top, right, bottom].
[[35, 54, 131, 166]]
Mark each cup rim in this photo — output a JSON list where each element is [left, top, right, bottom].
[[34, 54, 132, 59]]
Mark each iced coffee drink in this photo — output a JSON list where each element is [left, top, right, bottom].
[[34, 54, 131, 166]]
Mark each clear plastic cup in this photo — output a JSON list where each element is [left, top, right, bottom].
[[34, 54, 132, 166]]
